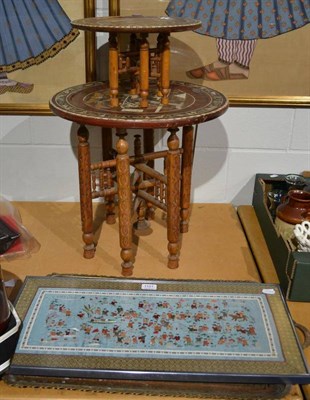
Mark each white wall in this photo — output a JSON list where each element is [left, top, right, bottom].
[[1, 108, 309, 205], [1, 0, 309, 205]]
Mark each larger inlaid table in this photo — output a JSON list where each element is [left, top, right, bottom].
[[50, 80, 228, 275], [50, 14, 228, 276]]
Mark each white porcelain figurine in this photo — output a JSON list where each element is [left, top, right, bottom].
[[294, 221, 310, 252]]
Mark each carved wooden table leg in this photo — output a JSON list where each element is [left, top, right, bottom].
[[156, 33, 164, 97], [105, 167, 116, 225], [160, 33, 170, 105], [143, 128, 155, 220], [109, 33, 119, 107], [180, 125, 194, 233], [139, 33, 149, 108], [116, 129, 133, 276], [129, 33, 139, 95], [166, 128, 181, 269], [133, 134, 149, 231], [77, 125, 95, 259], [101, 128, 116, 224]]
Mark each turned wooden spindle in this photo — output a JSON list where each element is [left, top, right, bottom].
[[139, 33, 149, 108], [116, 129, 133, 276], [166, 128, 181, 269], [156, 33, 164, 97], [129, 33, 139, 95], [105, 168, 116, 224], [109, 33, 119, 107], [160, 33, 170, 105], [143, 129, 156, 219], [77, 125, 95, 259], [133, 134, 150, 231], [180, 125, 194, 233]]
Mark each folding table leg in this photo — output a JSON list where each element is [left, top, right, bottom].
[[101, 127, 116, 224], [166, 128, 181, 269], [143, 128, 155, 220], [160, 33, 170, 105], [116, 129, 134, 276], [180, 125, 194, 233], [109, 33, 119, 107], [77, 125, 95, 259], [139, 33, 150, 108]]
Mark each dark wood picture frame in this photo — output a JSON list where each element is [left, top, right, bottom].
[[6, 275, 310, 396]]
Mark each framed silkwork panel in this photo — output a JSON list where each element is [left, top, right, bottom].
[[116, 0, 310, 107], [5, 275, 310, 395], [0, 0, 96, 115]]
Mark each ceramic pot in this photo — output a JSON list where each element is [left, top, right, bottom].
[[275, 190, 310, 241], [276, 190, 310, 224], [0, 266, 11, 335]]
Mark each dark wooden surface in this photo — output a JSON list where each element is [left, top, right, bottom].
[[71, 16, 201, 33], [49, 80, 229, 129]]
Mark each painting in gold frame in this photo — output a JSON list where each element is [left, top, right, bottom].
[[114, 0, 310, 107], [0, 0, 96, 115]]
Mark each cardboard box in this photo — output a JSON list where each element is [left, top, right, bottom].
[[252, 173, 310, 302]]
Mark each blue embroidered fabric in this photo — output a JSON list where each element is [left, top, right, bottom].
[[16, 288, 284, 361], [166, 0, 310, 40]]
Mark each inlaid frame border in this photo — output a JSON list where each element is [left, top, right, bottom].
[[0, 0, 96, 115], [8, 275, 310, 383]]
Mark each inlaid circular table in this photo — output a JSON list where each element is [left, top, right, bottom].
[[71, 16, 202, 108], [50, 80, 228, 276]]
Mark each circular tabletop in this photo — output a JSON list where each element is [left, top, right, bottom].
[[71, 16, 201, 33], [50, 81, 228, 129]]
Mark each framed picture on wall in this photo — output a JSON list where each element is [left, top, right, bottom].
[[115, 0, 310, 107], [0, 0, 96, 115]]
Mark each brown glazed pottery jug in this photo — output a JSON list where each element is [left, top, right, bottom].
[[0, 266, 11, 336], [277, 190, 310, 224], [275, 190, 310, 241]]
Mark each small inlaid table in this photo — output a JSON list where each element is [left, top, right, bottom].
[[71, 16, 201, 108], [50, 80, 228, 276]]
